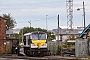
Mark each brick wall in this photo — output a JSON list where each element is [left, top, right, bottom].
[[0, 17, 6, 53]]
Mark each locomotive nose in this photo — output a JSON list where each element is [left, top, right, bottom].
[[32, 40, 46, 46], [37, 42, 41, 47]]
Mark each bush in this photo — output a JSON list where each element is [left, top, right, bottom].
[[56, 43, 62, 55]]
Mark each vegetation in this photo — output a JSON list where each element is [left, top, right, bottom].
[[88, 37, 90, 42], [19, 27, 55, 42], [67, 35, 76, 40], [56, 43, 62, 55], [2, 13, 17, 30]]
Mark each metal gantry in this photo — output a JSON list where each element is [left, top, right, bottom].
[[66, 0, 73, 30]]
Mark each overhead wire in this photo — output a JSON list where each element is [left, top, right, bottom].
[[31, 16, 57, 22], [18, 16, 57, 23]]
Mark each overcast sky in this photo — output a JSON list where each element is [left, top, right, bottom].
[[0, 0, 90, 30]]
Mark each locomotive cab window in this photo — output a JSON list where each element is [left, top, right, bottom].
[[39, 33, 46, 40], [32, 33, 38, 40], [32, 33, 46, 40]]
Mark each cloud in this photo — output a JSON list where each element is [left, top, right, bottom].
[[1, 0, 90, 29], [0, 6, 6, 8], [21, 9, 27, 12]]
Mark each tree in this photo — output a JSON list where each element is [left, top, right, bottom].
[[47, 31, 55, 40], [2, 13, 16, 30], [19, 27, 55, 42]]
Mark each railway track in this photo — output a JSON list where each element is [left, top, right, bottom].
[[0, 54, 79, 60]]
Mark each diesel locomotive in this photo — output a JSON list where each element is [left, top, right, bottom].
[[23, 31, 50, 56]]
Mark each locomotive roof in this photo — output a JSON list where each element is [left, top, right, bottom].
[[24, 32, 31, 36], [24, 31, 46, 36]]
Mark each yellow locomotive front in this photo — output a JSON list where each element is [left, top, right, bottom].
[[31, 32, 47, 48]]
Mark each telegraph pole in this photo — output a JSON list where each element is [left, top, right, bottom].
[[46, 15, 48, 31], [58, 14, 59, 41], [22, 29, 23, 43], [58, 14, 62, 56], [28, 20, 31, 28], [77, 1, 86, 29], [83, 1, 86, 28], [28, 20, 32, 32]]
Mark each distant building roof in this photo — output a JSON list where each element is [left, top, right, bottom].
[[13, 28, 21, 34], [6, 30, 13, 34], [6, 28, 21, 35], [52, 28, 83, 35]]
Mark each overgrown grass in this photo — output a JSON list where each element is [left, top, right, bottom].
[[0, 52, 7, 56]]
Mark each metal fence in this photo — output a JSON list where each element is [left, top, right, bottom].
[[47, 40, 59, 55]]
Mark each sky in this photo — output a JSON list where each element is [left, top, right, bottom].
[[0, 0, 90, 30]]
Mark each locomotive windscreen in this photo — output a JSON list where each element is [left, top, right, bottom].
[[32, 33, 46, 40]]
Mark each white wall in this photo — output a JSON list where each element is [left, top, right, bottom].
[[55, 35, 68, 42]]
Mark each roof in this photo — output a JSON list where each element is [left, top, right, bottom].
[[52, 28, 83, 35], [13, 28, 21, 34], [6, 30, 13, 34], [79, 24, 90, 38], [24, 31, 46, 36], [0, 16, 4, 19], [24, 32, 31, 36]]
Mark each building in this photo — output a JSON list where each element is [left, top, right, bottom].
[[0, 16, 6, 53], [6, 29, 13, 38], [13, 28, 21, 34], [6, 28, 21, 38], [52, 27, 83, 42]]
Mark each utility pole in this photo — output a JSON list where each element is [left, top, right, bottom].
[[28, 20, 31, 28], [83, 1, 86, 28], [77, 1, 86, 29], [58, 14, 59, 41], [28, 20, 31, 32], [58, 14, 62, 56], [22, 29, 23, 43], [46, 15, 48, 31]]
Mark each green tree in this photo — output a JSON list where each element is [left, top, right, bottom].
[[47, 31, 55, 40], [19, 27, 55, 42], [2, 13, 16, 30]]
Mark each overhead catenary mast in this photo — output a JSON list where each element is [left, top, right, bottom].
[[66, 0, 73, 30]]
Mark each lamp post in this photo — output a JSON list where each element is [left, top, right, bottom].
[[77, 1, 86, 29]]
